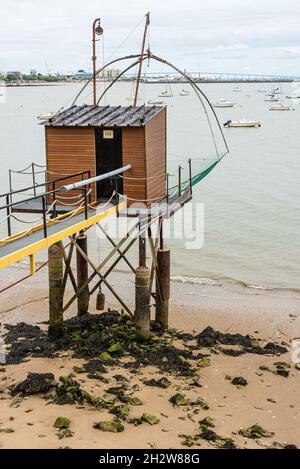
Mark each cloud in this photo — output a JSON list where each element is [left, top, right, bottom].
[[201, 43, 249, 55], [274, 47, 300, 58], [1, 0, 300, 74]]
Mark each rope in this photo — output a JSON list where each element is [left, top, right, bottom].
[[10, 200, 57, 224], [0, 189, 90, 245], [54, 198, 84, 207], [120, 173, 165, 181], [122, 192, 171, 203], [10, 170, 46, 176], [46, 170, 82, 176], [50, 201, 85, 223], [87, 191, 116, 211], [55, 193, 84, 200], [0, 226, 33, 245]]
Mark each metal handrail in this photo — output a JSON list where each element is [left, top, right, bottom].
[[0, 170, 91, 199], [0, 166, 130, 241]]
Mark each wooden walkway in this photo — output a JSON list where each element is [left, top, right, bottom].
[[0, 199, 126, 270]]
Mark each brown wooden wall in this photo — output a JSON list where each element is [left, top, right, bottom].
[[122, 127, 146, 206], [145, 108, 167, 204], [45, 127, 96, 202], [45, 110, 167, 209]]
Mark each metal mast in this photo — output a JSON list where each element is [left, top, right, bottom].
[[133, 12, 150, 107], [92, 18, 103, 106]]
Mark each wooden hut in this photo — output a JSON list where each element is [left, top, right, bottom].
[[45, 105, 167, 206]]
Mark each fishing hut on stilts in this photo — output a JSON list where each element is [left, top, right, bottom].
[[0, 13, 228, 340]]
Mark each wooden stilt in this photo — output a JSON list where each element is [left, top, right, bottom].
[[76, 234, 89, 316], [155, 247, 170, 329], [135, 219, 150, 339], [48, 241, 64, 338], [135, 265, 150, 340]]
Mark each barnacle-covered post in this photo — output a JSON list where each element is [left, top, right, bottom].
[[76, 233, 90, 315], [155, 223, 170, 328], [135, 219, 150, 339], [48, 241, 64, 338]]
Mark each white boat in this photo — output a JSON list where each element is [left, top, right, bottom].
[[158, 84, 173, 98], [158, 91, 172, 98], [271, 86, 282, 94], [233, 87, 241, 91], [286, 94, 300, 99], [223, 119, 261, 128], [179, 89, 189, 96], [37, 112, 56, 120], [148, 99, 164, 105], [269, 102, 291, 111], [212, 99, 235, 108], [264, 95, 279, 102]]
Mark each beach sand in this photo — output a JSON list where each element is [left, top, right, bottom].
[[0, 264, 299, 449]]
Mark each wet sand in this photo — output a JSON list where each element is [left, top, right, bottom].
[[0, 264, 299, 449]]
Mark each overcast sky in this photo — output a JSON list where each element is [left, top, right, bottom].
[[1, 0, 300, 75]]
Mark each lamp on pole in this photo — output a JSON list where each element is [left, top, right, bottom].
[[92, 18, 103, 106]]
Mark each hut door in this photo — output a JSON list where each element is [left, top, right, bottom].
[[95, 128, 123, 199]]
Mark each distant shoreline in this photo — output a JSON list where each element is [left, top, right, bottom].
[[2, 79, 294, 87]]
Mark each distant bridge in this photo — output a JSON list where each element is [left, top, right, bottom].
[[125, 71, 300, 83]]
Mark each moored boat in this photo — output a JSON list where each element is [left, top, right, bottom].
[[223, 119, 261, 128], [212, 99, 235, 108], [37, 112, 56, 121], [148, 99, 164, 105], [269, 102, 291, 111]]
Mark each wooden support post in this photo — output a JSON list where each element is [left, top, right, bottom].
[[48, 241, 64, 338], [139, 234, 146, 267], [155, 247, 170, 329], [76, 234, 90, 316], [135, 265, 150, 340], [135, 219, 150, 339]]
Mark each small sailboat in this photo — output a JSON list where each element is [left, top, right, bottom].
[[37, 112, 56, 121], [223, 119, 261, 128], [213, 99, 235, 108], [179, 89, 189, 96], [158, 90, 173, 98], [269, 101, 291, 111], [286, 93, 300, 99], [271, 85, 282, 94], [158, 82, 173, 98], [148, 99, 164, 105], [264, 95, 279, 102]]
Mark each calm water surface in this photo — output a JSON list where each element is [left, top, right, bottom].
[[0, 81, 299, 291]]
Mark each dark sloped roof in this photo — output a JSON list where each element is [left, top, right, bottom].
[[45, 105, 165, 127]]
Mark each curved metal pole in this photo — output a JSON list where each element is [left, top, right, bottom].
[[72, 51, 228, 155], [94, 52, 228, 155], [149, 53, 229, 155], [71, 53, 148, 106]]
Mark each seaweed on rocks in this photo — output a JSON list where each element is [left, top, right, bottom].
[[3, 313, 196, 376], [197, 326, 252, 348], [143, 377, 171, 389], [10, 373, 56, 396], [3, 315, 288, 383], [196, 326, 288, 356]]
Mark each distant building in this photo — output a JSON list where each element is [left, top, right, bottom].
[[99, 68, 121, 79], [75, 69, 92, 79]]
